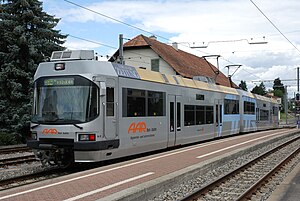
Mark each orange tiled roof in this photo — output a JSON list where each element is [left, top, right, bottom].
[[112, 34, 236, 88]]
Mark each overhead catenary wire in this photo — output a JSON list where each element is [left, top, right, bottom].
[[66, 34, 118, 50], [63, 0, 239, 64], [63, 0, 171, 43], [250, 0, 300, 55], [63, 0, 267, 84]]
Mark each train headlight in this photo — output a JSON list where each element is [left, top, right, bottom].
[[78, 134, 96, 141], [31, 132, 37, 140]]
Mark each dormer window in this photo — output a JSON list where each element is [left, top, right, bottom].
[[151, 58, 159, 72]]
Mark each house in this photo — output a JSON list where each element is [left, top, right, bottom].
[[109, 34, 236, 88]]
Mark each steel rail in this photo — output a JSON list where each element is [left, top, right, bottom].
[[0, 146, 31, 154], [236, 145, 300, 201], [179, 136, 300, 201], [0, 155, 37, 168]]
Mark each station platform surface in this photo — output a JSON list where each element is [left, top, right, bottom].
[[0, 129, 298, 201]]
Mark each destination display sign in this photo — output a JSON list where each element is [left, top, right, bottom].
[[112, 63, 140, 79], [44, 78, 75, 86]]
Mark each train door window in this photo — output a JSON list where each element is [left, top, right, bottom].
[[206, 106, 214, 124], [106, 87, 114, 116], [215, 105, 222, 124], [219, 105, 222, 123], [205, 106, 214, 124], [170, 102, 174, 132], [256, 108, 259, 121], [216, 104, 219, 124], [177, 102, 181, 131]]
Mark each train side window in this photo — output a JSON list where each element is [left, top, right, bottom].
[[148, 91, 165, 116], [184, 105, 195, 126], [196, 106, 205, 125], [123, 88, 146, 117], [244, 101, 255, 115], [106, 87, 114, 116], [224, 99, 239, 114]]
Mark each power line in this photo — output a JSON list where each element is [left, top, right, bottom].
[[64, 0, 171, 43], [63, 0, 237, 64], [66, 34, 118, 50], [250, 0, 300, 54], [63, 0, 264, 82]]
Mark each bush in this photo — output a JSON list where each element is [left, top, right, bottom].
[[0, 132, 22, 146]]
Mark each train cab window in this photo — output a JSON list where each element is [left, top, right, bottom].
[[273, 106, 278, 115], [32, 75, 99, 124], [106, 87, 114, 116]]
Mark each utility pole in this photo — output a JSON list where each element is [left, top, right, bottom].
[[285, 85, 288, 125], [119, 34, 124, 64], [297, 67, 299, 93]]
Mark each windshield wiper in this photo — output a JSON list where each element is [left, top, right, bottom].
[[72, 123, 83, 130], [31, 124, 40, 129]]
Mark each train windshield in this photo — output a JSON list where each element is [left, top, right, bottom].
[[31, 75, 99, 124]]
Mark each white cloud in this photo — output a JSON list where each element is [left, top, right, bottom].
[[43, 0, 300, 93]]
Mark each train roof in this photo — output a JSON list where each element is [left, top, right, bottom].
[[39, 50, 278, 104]]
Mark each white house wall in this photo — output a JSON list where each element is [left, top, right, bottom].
[[123, 49, 177, 75]]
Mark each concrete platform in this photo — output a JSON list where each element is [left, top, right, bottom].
[[0, 129, 298, 201]]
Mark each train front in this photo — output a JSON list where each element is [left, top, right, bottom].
[[27, 50, 115, 166]]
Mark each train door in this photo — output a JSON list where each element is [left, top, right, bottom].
[[168, 95, 182, 147], [104, 78, 118, 139], [215, 99, 223, 137]]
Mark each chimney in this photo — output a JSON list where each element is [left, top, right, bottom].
[[172, 42, 178, 51], [149, 35, 157, 40]]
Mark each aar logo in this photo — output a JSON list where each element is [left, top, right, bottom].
[[42, 128, 58, 135], [128, 122, 147, 134]]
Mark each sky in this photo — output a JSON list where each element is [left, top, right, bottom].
[[41, 0, 300, 97]]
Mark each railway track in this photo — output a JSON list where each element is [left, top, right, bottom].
[[0, 155, 37, 168], [0, 167, 62, 190], [180, 136, 300, 201], [0, 146, 31, 154]]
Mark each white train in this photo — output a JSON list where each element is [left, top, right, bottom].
[[27, 50, 279, 166]]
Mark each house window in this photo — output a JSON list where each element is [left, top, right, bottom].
[[151, 59, 159, 72]]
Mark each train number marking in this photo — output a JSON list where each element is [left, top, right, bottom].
[[128, 122, 147, 134]]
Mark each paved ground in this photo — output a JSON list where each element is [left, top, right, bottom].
[[0, 129, 297, 201]]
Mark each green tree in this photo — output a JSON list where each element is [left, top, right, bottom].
[[251, 82, 267, 95], [273, 77, 284, 97], [0, 0, 66, 143], [239, 80, 248, 91]]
